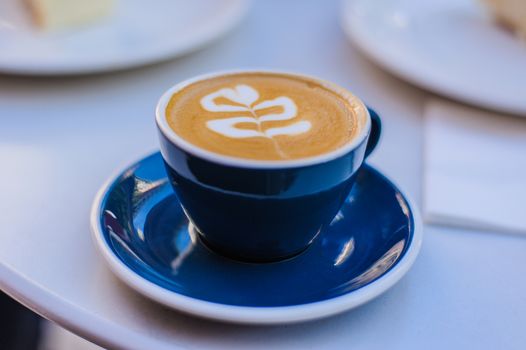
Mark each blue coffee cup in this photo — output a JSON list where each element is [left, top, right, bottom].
[[156, 71, 381, 262]]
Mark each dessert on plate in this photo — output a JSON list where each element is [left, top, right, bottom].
[[26, 0, 114, 30], [480, 0, 526, 39]]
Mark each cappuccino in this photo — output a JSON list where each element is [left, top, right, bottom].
[[165, 72, 367, 161]]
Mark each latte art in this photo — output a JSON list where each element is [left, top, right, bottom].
[[202, 84, 311, 138], [200, 84, 311, 157], [165, 72, 367, 161]]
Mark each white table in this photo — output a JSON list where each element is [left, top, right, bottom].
[[1, 1, 525, 349]]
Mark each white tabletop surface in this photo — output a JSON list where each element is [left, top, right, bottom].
[[1, 1, 525, 349]]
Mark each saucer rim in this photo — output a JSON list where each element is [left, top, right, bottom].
[[90, 152, 423, 325]]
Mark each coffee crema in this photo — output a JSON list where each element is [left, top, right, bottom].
[[165, 72, 367, 161]]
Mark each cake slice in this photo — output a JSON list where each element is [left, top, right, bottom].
[[480, 0, 526, 39], [27, 0, 115, 30]]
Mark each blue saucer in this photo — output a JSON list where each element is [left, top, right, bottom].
[[91, 152, 422, 324]]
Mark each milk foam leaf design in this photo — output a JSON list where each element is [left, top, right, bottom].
[[253, 97, 296, 122], [206, 117, 264, 138], [201, 85, 259, 112], [265, 121, 312, 137], [200, 84, 312, 140]]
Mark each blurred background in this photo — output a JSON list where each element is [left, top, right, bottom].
[[0, 0, 524, 348]]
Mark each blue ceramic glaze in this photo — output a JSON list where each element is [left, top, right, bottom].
[[158, 104, 381, 262], [98, 152, 414, 307]]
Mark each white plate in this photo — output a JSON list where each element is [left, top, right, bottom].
[[0, 0, 249, 75], [342, 0, 526, 116]]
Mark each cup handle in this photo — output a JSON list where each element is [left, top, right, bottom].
[[365, 107, 382, 159]]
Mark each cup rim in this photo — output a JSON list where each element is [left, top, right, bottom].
[[155, 69, 371, 169]]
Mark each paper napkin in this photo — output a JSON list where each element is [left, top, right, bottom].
[[424, 99, 526, 234]]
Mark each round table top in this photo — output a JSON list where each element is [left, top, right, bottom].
[[1, 1, 525, 349]]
